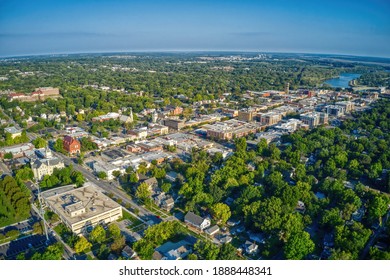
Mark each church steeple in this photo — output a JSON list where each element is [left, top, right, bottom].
[[45, 146, 52, 159]]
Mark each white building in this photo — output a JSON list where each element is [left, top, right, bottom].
[[31, 147, 65, 180]]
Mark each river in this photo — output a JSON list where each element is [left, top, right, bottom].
[[324, 73, 361, 88]]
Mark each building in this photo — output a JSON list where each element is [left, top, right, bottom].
[[4, 126, 22, 139], [300, 112, 328, 128], [121, 245, 137, 259], [93, 160, 121, 180], [163, 119, 185, 130], [205, 119, 259, 140], [238, 109, 256, 122], [42, 183, 122, 235], [152, 239, 193, 260], [0, 143, 35, 159], [63, 136, 81, 155], [335, 101, 355, 113], [326, 105, 345, 116], [31, 147, 65, 180], [205, 225, 220, 236], [8, 87, 60, 102], [184, 211, 211, 230], [164, 105, 183, 116], [244, 240, 258, 254], [260, 112, 282, 126]]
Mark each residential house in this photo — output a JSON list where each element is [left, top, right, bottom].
[[165, 171, 179, 183], [184, 212, 211, 230], [121, 245, 137, 259], [63, 136, 81, 155], [154, 193, 175, 211], [244, 241, 258, 254], [152, 239, 193, 260], [205, 225, 220, 236]]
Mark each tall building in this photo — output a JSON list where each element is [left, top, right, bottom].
[[300, 112, 328, 128]]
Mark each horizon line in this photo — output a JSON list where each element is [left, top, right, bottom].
[[1, 50, 390, 60]]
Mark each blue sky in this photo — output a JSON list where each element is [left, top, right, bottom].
[[0, 0, 389, 57]]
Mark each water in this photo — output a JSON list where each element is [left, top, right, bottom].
[[324, 73, 361, 88]]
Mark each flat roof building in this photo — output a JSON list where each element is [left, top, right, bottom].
[[42, 183, 122, 235]]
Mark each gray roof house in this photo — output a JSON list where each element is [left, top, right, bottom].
[[184, 211, 211, 230]]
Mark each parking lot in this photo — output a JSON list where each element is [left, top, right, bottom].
[[0, 234, 49, 259]]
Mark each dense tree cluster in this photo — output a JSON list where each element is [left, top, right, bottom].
[[40, 165, 84, 189], [0, 176, 31, 227]]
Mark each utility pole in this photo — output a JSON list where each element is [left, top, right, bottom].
[[36, 178, 49, 242]]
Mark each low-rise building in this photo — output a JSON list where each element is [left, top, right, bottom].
[[4, 126, 22, 139], [42, 183, 122, 235], [93, 160, 122, 180], [0, 143, 35, 159], [184, 211, 211, 230], [31, 147, 65, 180], [63, 136, 81, 155]]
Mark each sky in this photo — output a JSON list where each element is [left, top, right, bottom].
[[0, 0, 389, 57]]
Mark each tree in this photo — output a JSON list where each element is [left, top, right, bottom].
[[4, 152, 13, 160], [111, 235, 126, 254], [97, 171, 107, 180], [112, 170, 122, 178], [218, 243, 237, 260], [74, 236, 92, 254], [108, 223, 121, 238], [161, 182, 172, 193], [194, 240, 219, 260], [32, 137, 47, 148], [284, 231, 314, 260], [244, 197, 284, 233], [32, 221, 43, 235], [368, 195, 388, 225], [89, 225, 106, 244], [211, 203, 231, 224], [53, 138, 65, 153], [135, 182, 151, 203]]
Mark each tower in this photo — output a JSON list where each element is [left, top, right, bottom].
[[285, 83, 290, 95], [45, 146, 52, 159], [129, 107, 133, 123], [152, 110, 158, 123]]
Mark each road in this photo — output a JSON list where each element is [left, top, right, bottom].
[[31, 203, 75, 260], [53, 151, 162, 225], [360, 211, 390, 259]]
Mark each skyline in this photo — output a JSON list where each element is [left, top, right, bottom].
[[1, 0, 390, 58]]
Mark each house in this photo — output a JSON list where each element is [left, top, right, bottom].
[[4, 126, 22, 139], [63, 136, 81, 155], [217, 234, 232, 244], [121, 245, 137, 259], [205, 225, 220, 236], [152, 240, 193, 260], [244, 241, 258, 254], [142, 177, 158, 189], [153, 193, 175, 211], [165, 171, 179, 183], [295, 201, 306, 213], [248, 232, 266, 244], [184, 211, 211, 230]]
